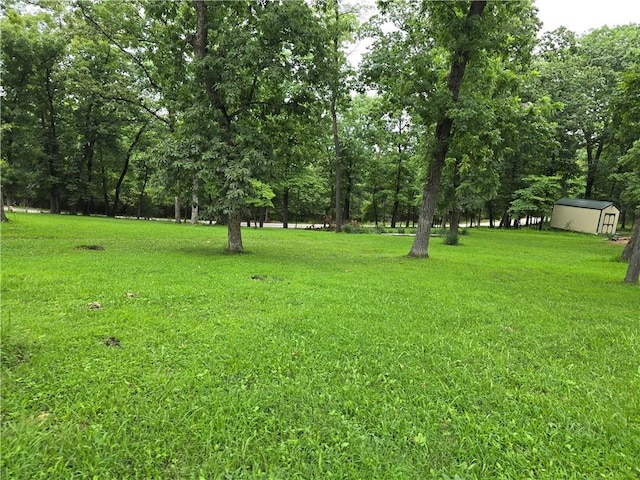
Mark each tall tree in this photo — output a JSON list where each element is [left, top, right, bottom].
[[364, 0, 538, 257], [0, 183, 8, 223], [313, 0, 357, 232], [1, 6, 68, 213], [624, 212, 640, 284], [537, 26, 640, 200], [144, 0, 329, 251], [408, 0, 488, 257]]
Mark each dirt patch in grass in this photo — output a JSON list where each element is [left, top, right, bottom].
[[250, 274, 283, 282], [609, 237, 629, 246], [103, 336, 121, 347], [77, 244, 105, 251]]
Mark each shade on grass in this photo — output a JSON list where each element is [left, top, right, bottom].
[[1, 213, 638, 479]]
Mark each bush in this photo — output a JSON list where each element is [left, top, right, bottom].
[[343, 221, 366, 234], [443, 231, 459, 245]]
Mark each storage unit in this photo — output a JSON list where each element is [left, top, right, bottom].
[[550, 198, 619, 235]]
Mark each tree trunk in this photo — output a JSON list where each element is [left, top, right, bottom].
[[450, 209, 461, 236], [449, 158, 462, 234], [175, 197, 181, 224], [500, 211, 511, 228], [391, 144, 404, 229], [342, 173, 352, 222], [100, 165, 109, 216], [82, 139, 95, 216], [331, 95, 342, 233], [408, 0, 487, 258], [409, 129, 450, 257], [372, 190, 379, 227], [488, 202, 495, 228], [228, 211, 243, 253], [282, 188, 289, 228], [330, 1, 343, 233], [190, 174, 199, 225], [193, 0, 243, 251], [81, 103, 97, 217], [112, 124, 146, 217], [0, 185, 8, 223], [43, 70, 62, 214], [622, 214, 639, 262], [137, 171, 149, 220], [624, 214, 640, 284], [585, 137, 603, 199]]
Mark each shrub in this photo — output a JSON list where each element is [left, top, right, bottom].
[[343, 221, 366, 234], [443, 231, 459, 245]]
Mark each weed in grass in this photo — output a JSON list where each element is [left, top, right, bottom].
[[1, 214, 638, 479]]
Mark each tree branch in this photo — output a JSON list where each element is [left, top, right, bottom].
[[94, 91, 171, 127], [78, 3, 162, 94]]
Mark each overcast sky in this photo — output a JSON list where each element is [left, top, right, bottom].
[[535, 0, 640, 34], [347, 0, 640, 66]]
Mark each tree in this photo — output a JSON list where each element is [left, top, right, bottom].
[[128, 0, 329, 250], [364, 0, 538, 257], [0, 181, 8, 223], [619, 141, 640, 279], [536, 26, 640, 200], [580, 26, 640, 199], [110, 124, 147, 217], [262, 85, 328, 228], [508, 175, 563, 229], [1, 5, 68, 213], [1, 2, 160, 217], [311, 0, 358, 232], [624, 213, 640, 284]]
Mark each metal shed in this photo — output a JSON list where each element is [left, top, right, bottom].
[[550, 198, 620, 235]]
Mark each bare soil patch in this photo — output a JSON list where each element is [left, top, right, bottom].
[[77, 244, 104, 251], [609, 237, 629, 246]]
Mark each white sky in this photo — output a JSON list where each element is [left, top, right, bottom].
[[347, 0, 640, 67], [535, 0, 640, 34]]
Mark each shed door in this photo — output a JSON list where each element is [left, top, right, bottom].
[[601, 213, 616, 234]]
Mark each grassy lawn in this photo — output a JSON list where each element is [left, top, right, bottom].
[[1, 213, 638, 479]]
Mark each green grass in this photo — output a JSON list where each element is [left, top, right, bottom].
[[1, 213, 638, 479]]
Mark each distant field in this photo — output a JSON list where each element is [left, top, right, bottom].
[[1, 213, 638, 479]]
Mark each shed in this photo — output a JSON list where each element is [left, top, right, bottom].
[[550, 198, 619, 235]]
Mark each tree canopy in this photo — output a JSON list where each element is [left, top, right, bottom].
[[2, 1, 639, 262]]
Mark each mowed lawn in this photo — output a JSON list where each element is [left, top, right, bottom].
[[1, 213, 638, 479]]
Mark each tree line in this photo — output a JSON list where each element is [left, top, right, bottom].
[[1, 0, 639, 269]]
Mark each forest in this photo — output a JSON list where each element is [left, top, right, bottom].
[[1, 0, 640, 254]]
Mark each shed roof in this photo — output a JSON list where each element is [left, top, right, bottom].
[[554, 198, 616, 210]]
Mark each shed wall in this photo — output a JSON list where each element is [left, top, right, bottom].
[[550, 204, 619, 235], [550, 205, 601, 234]]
